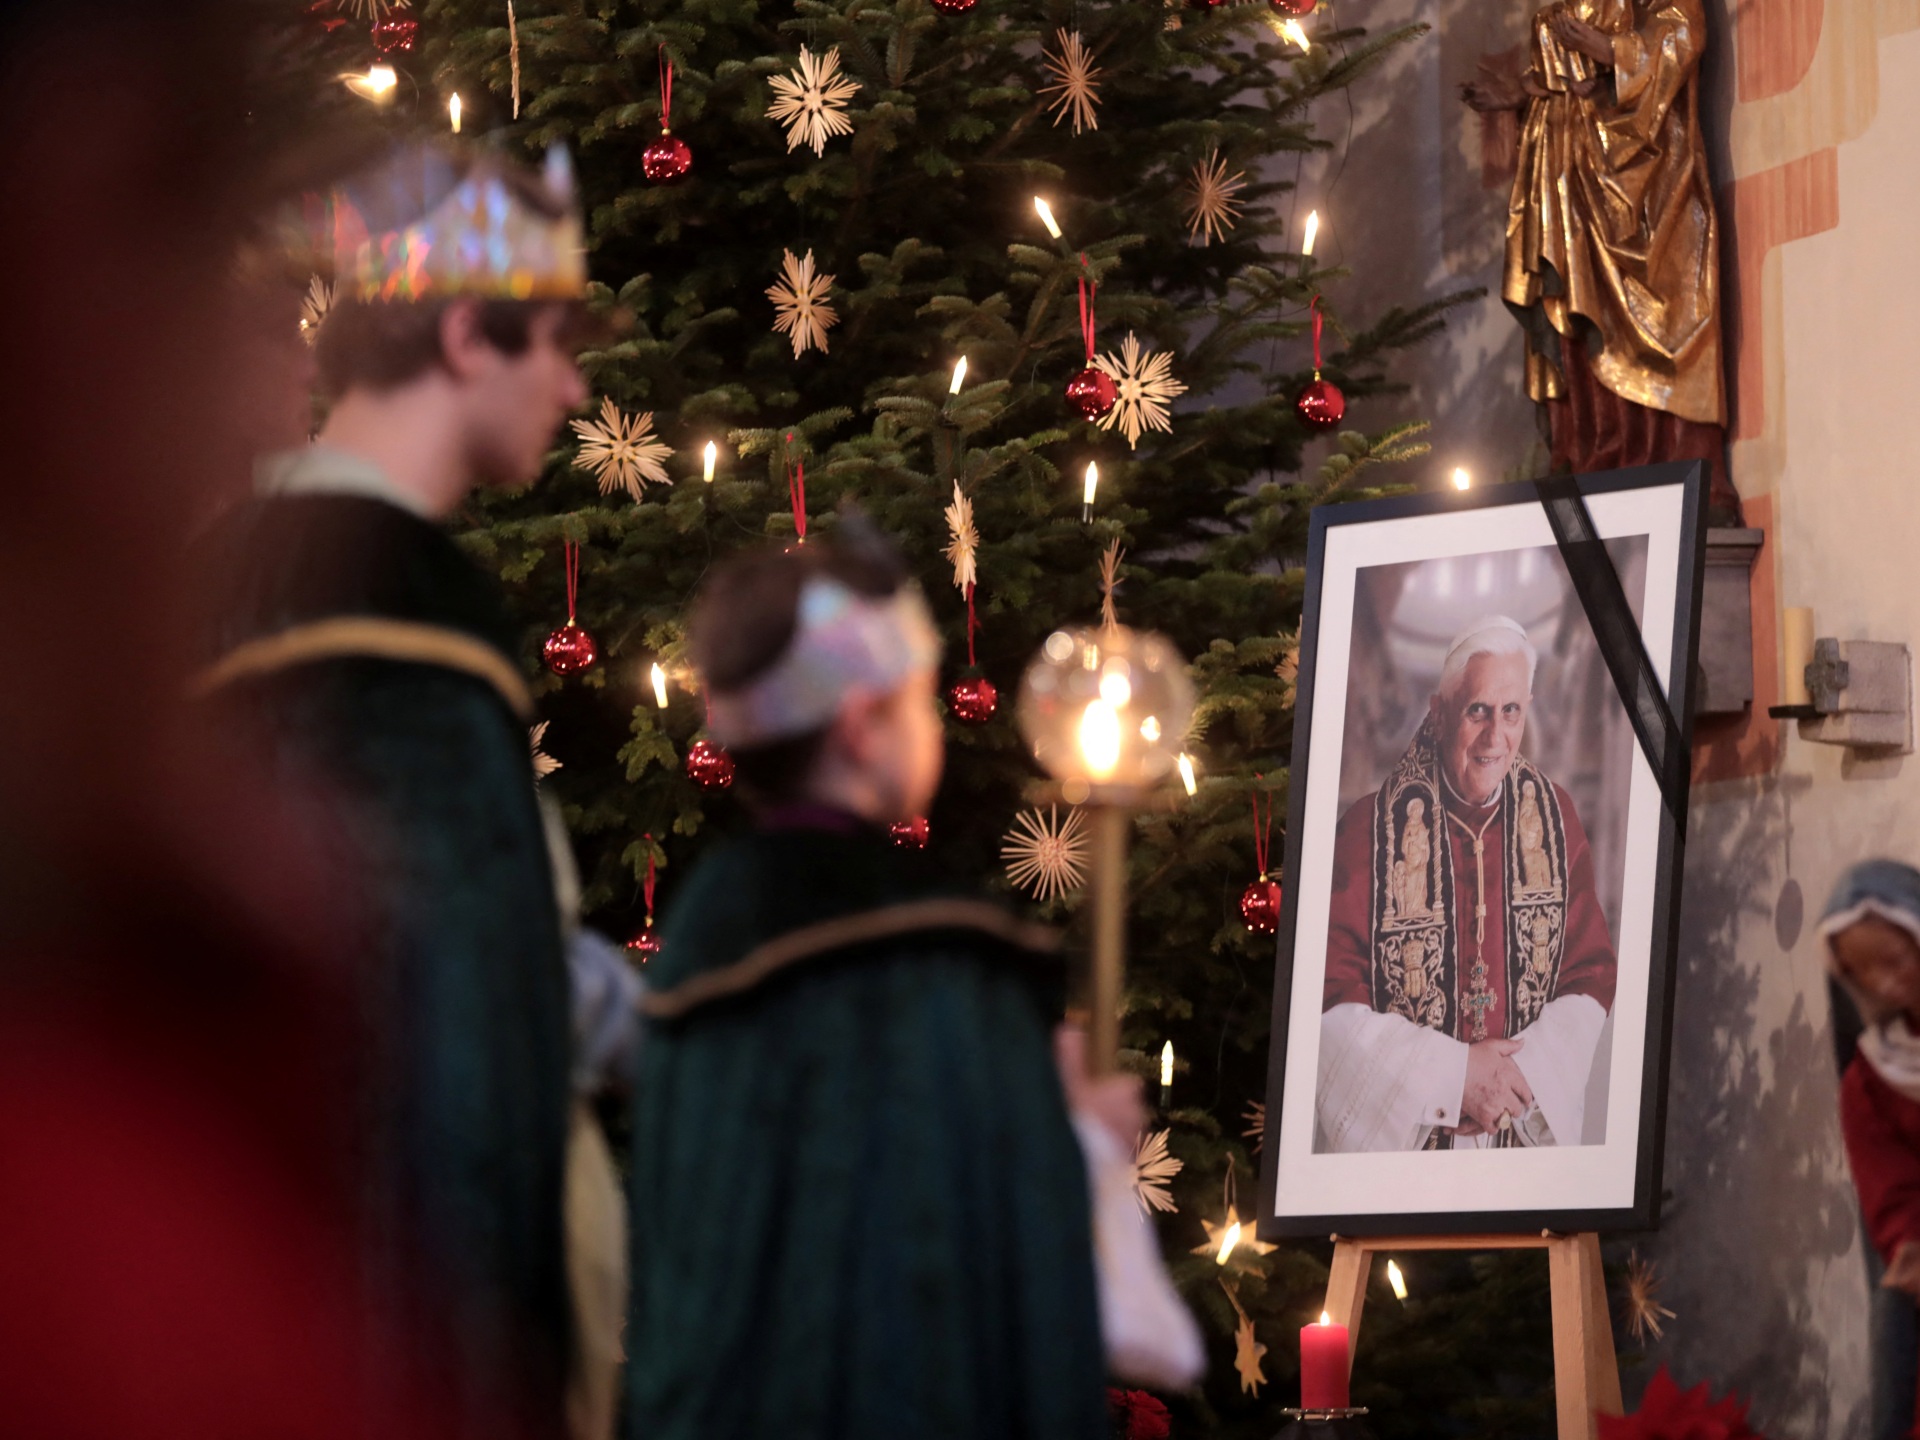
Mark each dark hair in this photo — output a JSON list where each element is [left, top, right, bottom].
[[689, 517, 912, 801], [313, 297, 544, 397]]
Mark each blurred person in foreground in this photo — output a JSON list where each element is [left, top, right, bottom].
[[0, 5, 463, 1440], [193, 142, 610, 1438], [626, 522, 1201, 1440], [1823, 861, 1920, 1440]]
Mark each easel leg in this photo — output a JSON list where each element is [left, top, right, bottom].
[[1548, 1234, 1623, 1440], [1323, 1239, 1372, 1371]]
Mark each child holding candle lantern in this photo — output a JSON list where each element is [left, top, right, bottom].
[[1823, 860, 1920, 1439], [625, 519, 1200, 1440]]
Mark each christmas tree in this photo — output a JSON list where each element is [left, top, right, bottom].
[[288, 0, 1550, 1428]]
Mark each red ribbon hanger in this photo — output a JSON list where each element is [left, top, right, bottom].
[[642, 832, 657, 924], [1251, 778, 1274, 880], [1077, 256, 1098, 362], [964, 582, 978, 668], [1309, 295, 1324, 376], [786, 431, 807, 541], [563, 538, 581, 624], [658, 46, 674, 131]]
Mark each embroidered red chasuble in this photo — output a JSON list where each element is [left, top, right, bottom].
[[1323, 773, 1618, 1040]]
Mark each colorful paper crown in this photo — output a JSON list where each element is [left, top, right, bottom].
[[327, 144, 588, 304]]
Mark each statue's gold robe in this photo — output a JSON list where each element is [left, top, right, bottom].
[[1505, 0, 1724, 428]]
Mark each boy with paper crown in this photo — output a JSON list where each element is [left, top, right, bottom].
[[196, 142, 618, 1440], [626, 518, 1201, 1440]]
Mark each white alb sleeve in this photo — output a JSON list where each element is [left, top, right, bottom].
[[1071, 1114, 1207, 1390], [1507, 993, 1607, 1147], [1316, 1003, 1471, 1152]]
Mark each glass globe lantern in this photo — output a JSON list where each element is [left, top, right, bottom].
[[1015, 625, 1196, 800], [1015, 624, 1195, 1072]]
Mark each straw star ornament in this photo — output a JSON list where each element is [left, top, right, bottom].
[[1041, 30, 1102, 135], [1002, 805, 1089, 902], [1092, 332, 1187, 449], [766, 46, 860, 157], [943, 482, 978, 593], [570, 398, 674, 500], [767, 249, 839, 358], [1132, 1128, 1182, 1215], [1187, 150, 1246, 244], [1099, 540, 1124, 634], [529, 722, 562, 780], [1623, 1250, 1677, 1341], [299, 276, 332, 346], [337, 0, 408, 18]]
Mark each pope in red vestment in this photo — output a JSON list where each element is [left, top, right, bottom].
[[1316, 617, 1619, 1152]]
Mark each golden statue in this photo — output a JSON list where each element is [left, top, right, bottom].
[[1517, 779, 1552, 893], [1398, 798, 1432, 919], [1462, 0, 1734, 513]]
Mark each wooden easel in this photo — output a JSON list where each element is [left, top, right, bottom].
[[1323, 1232, 1622, 1440]]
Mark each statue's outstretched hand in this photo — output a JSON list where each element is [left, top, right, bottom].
[[1548, 11, 1614, 63], [1460, 70, 1524, 113]]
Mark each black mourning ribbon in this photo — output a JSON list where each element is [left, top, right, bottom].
[[1534, 474, 1689, 838]]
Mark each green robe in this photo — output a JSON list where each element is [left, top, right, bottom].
[[628, 822, 1108, 1440], [195, 493, 572, 1434]]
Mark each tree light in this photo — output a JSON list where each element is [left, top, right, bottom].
[[1160, 1041, 1174, 1088], [346, 64, 399, 101], [650, 663, 669, 709], [1282, 19, 1311, 49], [1178, 753, 1198, 796], [703, 441, 718, 483], [1082, 461, 1099, 523], [1216, 1220, 1242, 1265], [1387, 1259, 1408, 1300], [1302, 209, 1320, 257], [1451, 466, 1472, 491], [1033, 197, 1063, 239], [449, 93, 463, 133], [950, 356, 968, 394]]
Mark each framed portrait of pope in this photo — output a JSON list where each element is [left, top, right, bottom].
[[1258, 463, 1706, 1237]]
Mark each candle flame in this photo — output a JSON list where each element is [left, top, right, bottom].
[[1033, 197, 1063, 239], [1077, 700, 1122, 780], [449, 93, 463, 133], [1451, 466, 1472, 491], [1178, 753, 1197, 796], [1160, 1040, 1174, 1088], [950, 356, 968, 394], [1216, 1220, 1242, 1266], [1319, 1311, 1332, 1326], [703, 441, 718, 483], [1387, 1259, 1408, 1300], [1083, 462, 1099, 506], [1302, 209, 1319, 257], [346, 64, 399, 101], [1281, 18, 1310, 48], [650, 663, 670, 709]]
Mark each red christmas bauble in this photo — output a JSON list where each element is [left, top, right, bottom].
[[931, 0, 977, 13], [946, 675, 998, 725], [1064, 365, 1118, 421], [625, 923, 663, 963], [642, 133, 694, 184], [1268, 0, 1316, 15], [684, 738, 735, 790], [1240, 876, 1284, 935], [889, 816, 931, 849], [543, 623, 599, 675], [1294, 376, 1346, 432], [371, 17, 418, 51]]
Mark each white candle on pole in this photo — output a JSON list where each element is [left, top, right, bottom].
[[1034, 197, 1063, 239], [702, 441, 717, 484]]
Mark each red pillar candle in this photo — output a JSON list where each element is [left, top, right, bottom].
[[1299, 1311, 1351, 1409]]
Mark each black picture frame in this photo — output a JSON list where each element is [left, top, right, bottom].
[[1256, 462, 1707, 1239]]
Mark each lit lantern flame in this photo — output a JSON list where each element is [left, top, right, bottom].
[[1387, 1259, 1408, 1300], [1302, 209, 1320, 257], [1451, 466, 1472, 491], [1160, 1041, 1174, 1088], [1178, 753, 1198, 796], [950, 356, 968, 394], [346, 64, 399, 101], [1078, 700, 1122, 780], [449, 93, 463, 133], [650, 663, 670, 709], [1034, 197, 1063, 239], [1138, 715, 1161, 743], [1099, 671, 1132, 708], [1282, 19, 1311, 49], [1216, 1220, 1243, 1265], [703, 441, 718, 483]]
